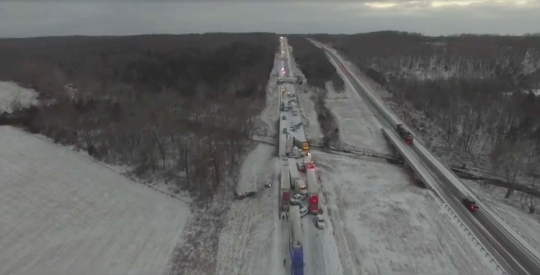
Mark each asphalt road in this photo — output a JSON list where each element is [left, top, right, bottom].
[[316, 41, 540, 275]]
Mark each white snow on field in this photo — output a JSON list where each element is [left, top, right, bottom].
[[312, 150, 498, 275], [464, 180, 540, 249], [289, 57, 323, 144], [0, 126, 190, 275], [0, 81, 38, 113], [215, 144, 287, 275], [296, 86, 323, 144], [323, 66, 391, 155], [255, 54, 281, 138]]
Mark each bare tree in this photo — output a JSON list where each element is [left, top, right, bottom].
[[490, 140, 531, 198]]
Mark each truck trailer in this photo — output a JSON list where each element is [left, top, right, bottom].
[[281, 165, 291, 211], [306, 170, 319, 214], [289, 205, 305, 275], [288, 158, 300, 181], [292, 137, 310, 153]]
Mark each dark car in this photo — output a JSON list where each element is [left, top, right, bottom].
[[462, 198, 479, 211], [235, 192, 245, 200], [244, 191, 256, 198]]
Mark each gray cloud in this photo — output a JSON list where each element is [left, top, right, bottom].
[[0, 1, 539, 37]]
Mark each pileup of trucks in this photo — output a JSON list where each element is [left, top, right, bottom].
[[395, 124, 414, 145]]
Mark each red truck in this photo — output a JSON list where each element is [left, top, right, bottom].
[[306, 169, 319, 214]]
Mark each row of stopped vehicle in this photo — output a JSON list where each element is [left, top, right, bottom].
[[395, 124, 414, 145]]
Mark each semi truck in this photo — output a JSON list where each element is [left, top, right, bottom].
[[281, 165, 291, 211], [289, 206, 305, 275], [279, 134, 286, 157], [296, 179, 307, 194], [300, 153, 315, 172], [287, 158, 306, 193], [286, 135, 294, 154], [307, 170, 319, 214], [288, 158, 300, 181], [292, 137, 310, 153]]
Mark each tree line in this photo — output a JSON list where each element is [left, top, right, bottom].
[[0, 33, 278, 203], [287, 36, 344, 90]]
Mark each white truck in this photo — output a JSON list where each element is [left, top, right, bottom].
[[296, 179, 307, 194], [287, 158, 307, 194], [286, 135, 294, 154]]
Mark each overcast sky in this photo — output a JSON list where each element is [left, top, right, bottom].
[[0, 0, 538, 37]]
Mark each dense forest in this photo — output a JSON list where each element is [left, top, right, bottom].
[[312, 31, 540, 198], [0, 33, 278, 201], [287, 36, 344, 90]]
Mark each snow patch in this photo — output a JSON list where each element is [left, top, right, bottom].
[[0, 81, 38, 113], [313, 150, 500, 275]]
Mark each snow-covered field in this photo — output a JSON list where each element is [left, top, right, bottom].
[[312, 150, 499, 275], [0, 126, 190, 275], [464, 180, 540, 249], [322, 62, 391, 155], [297, 87, 323, 143], [0, 81, 38, 113], [255, 54, 281, 138]]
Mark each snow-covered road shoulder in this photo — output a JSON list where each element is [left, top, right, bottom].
[[216, 144, 287, 275], [312, 150, 499, 275], [324, 59, 391, 155]]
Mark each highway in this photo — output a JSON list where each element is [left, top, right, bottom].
[[310, 40, 540, 275]]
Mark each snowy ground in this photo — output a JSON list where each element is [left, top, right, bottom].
[[254, 54, 281, 138], [0, 81, 38, 113], [297, 86, 323, 144], [312, 150, 499, 275], [323, 69, 391, 155], [215, 46, 290, 273], [215, 144, 287, 275], [463, 180, 540, 249], [0, 126, 190, 275]]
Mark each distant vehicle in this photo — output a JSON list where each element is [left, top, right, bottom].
[[342, 65, 346, 68], [395, 124, 414, 145], [314, 215, 326, 229], [264, 182, 272, 188], [282, 115, 286, 120], [299, 206, 308, 217], [323, 47, 327, 50], [462, 198, 479, 211]]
